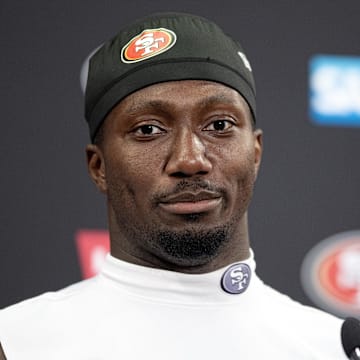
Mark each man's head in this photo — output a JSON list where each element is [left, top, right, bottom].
[[83, 12, 257, 142], [84, 13, 262, 273]]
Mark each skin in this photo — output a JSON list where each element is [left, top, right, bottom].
[[86, 80, 262, 274]]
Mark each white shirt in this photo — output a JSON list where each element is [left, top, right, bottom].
[[0, 252, 346, 359]]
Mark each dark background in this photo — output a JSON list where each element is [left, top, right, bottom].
[[1, 0, 359, 311]]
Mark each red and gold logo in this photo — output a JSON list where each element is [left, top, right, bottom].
[[301, 231, 360, 317], [121, 28, 177, 63]]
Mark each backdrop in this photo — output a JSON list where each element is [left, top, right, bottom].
[[1, 0, 359, 313]]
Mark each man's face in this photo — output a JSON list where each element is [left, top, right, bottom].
[[87, 80, 262, 271]]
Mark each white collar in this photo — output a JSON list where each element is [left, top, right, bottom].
[[99, 250, 261, 305]]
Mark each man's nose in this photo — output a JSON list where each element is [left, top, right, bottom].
[[164, 130, 212, 177]]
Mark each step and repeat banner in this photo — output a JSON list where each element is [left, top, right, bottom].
[[1, 1, 359, 318]]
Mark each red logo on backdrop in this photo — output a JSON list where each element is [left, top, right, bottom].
[[75, 230, 110, 279], [121, 28, 177, 63], [301, 231, 360, 317]]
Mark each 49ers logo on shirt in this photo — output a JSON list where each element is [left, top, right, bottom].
[[121, 28, 177, 63]]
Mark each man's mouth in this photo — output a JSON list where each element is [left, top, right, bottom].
[[158, 191, 222, 215]]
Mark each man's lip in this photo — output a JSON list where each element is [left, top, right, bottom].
[[158, 191, 222, 214], [159, 190, 221, 203]]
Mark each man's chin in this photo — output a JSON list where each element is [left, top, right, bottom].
[[146, 226, 230, 268]]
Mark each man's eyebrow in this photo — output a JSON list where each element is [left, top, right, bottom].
[[197, 94, 238, 108], [126, 100, 172, 116], [126, 94, 239, 115]]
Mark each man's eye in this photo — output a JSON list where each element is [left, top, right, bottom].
[[204, 120, 234, 132], [134, 125, 164, 136]]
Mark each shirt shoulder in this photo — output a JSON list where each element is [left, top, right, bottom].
[[0, 277, 99, 334], [255, 280, 344, 356], [0, 277, 104, 358]]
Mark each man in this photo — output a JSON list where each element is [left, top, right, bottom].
[[0, 12, 347, 359]]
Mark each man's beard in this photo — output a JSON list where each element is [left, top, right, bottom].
[[138, 223, 232, 267]]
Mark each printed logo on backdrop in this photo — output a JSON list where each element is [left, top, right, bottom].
[[76, 230, 109, 279], [121, 28, 177, 63], [309, 55, 360, 127], [301, 231, 360, 317]]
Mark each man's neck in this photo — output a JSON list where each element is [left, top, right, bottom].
[[109, 214, 251, 274]]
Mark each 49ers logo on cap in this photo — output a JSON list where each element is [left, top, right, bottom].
[[121, 28, 177, 63]]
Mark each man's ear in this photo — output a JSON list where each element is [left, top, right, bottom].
[[253, 129, 263, 179], [86, 144, 107, 193]]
